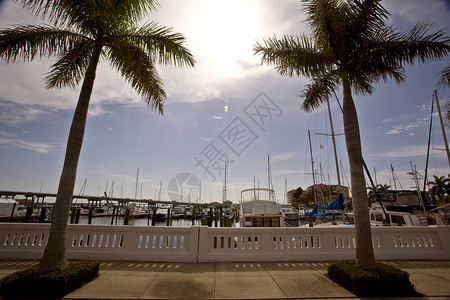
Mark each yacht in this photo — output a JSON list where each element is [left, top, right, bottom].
[[239, 188, 285, 227]]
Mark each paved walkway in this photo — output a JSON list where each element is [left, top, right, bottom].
[[0, 260, 449, 299]]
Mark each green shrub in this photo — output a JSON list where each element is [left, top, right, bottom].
[[0, 261, 99, 300], [327, 261, 417, 297]]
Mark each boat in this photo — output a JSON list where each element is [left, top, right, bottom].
[[155, 205, 170, 221], [239, 187, 285, 227], [280, 205, 299, 221]]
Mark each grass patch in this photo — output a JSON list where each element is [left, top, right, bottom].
[[0, 261, 99, 300], [327, 261, 418, 297]]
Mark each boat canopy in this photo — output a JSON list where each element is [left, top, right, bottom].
[[318, 193, 344, 210], [305, 194, 344, 217]]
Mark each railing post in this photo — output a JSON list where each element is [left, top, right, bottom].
[[196, 226, 209, 262]]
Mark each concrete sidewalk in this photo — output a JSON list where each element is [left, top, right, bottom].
[[0, 260, 449, 299]]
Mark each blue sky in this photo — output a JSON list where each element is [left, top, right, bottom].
[[0, 0, 449, 204]]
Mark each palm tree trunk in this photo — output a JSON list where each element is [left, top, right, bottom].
[[38, 45, 101, 273], [342, 73, 376, 269]]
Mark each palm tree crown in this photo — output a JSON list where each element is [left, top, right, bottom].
[[0, 0, 195, 272], [428, 175, 450, 204], [254, 0, 449, 268], [1, 0, 195, 113], [255, 0, 448, 112]]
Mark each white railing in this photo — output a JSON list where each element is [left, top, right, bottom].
[[0, 224, 449, 262]]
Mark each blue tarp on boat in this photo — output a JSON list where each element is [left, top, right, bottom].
[[305, 206, 317, 216], [318, 193, 344, 210], [305, 194, 344, 217]]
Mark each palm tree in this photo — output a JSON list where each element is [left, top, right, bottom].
[[428, 175, 450, 204], [437, 65, 450, 89], [367, 183, 391, 191], [436, 65, 450, 128], [0, 0, 195, 272], [254, 0, 449, 268]]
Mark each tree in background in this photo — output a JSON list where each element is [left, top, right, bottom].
[[254, 0, 449, 268], [428, 175, 450, 205], [0, 0, 195, 272]]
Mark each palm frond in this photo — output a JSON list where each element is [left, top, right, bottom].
[[301, 70, 340, 112], [302, 0, 346, 57], [350, 50, 406, 89], [16, 0, 159, 26], [106, 40, 166, 114], [253, 34, 332, 78], [45, 41, 94, 89], [0, 24, 86, 62], [371, 24, 450, 66], [347, 0, 388, 40], [437, 65, 450, 88], [348, 73, 375, 95], [124, 22, 195, 68]]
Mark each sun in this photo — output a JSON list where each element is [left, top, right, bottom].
[[189, 0, 262, 78]]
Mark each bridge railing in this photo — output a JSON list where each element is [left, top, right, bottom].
[[1, 224, 449, 262]]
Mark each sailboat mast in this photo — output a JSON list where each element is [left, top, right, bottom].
[[308, 129, 318, 206], [223, 162, 227, 204], [433, 90, 450, 167], [284, 178, 287, 204], [158, 181, 162, 201], [267, 155, 274, 202], [134, 168, 139, 200], [326, 97, 342, 192], [390, 164, 398, 190], [253, 175, 256, 200]]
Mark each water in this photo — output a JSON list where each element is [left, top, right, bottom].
[[76, 216, 203, 227]]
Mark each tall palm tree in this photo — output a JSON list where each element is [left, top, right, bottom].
[[428, 175, 450, 204], [0, 0, 195, 272], [254, 0, 449, 268]]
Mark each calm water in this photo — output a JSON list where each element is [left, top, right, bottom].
[[76, 216, 206, 227]]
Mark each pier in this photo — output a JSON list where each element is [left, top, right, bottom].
[[0, 190, 237, 226]]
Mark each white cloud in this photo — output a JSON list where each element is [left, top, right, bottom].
[[272, 152, 301, 161], [369, 144, 447, 159], [0, 137, 54, 153], [0, 101, 52, 126]]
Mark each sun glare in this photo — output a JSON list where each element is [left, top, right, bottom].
[[190, 0, 262, 78]]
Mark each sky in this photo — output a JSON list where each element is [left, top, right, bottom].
[[0, 0, 449, 204]]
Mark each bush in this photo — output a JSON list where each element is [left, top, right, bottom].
[[327, 261, 417, 297], [0, 261, 99, 300]]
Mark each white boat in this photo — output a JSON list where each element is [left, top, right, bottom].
[[239, 188, 285, 227], [369, 203, 446, 226], [280, 205, 298, 221]]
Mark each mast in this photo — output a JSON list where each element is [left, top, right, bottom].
[[158, 181, 162, 201], [223, 162, 227, 204], [267, 155, 271, 190], [284, 178, 287, 204], [424, 94, 434, 192], [134, 168, 139, 200], [267, 155, 275, 202], [109, 180, 115, 198], [390, 164, 398, 190], [433, 90, 450, 167], [326, 97, 342, 192], [409, 162, 426, 213], [199, 180, 202, 203], [253, 175, 256, 200], [308, 129, 318, 206]]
